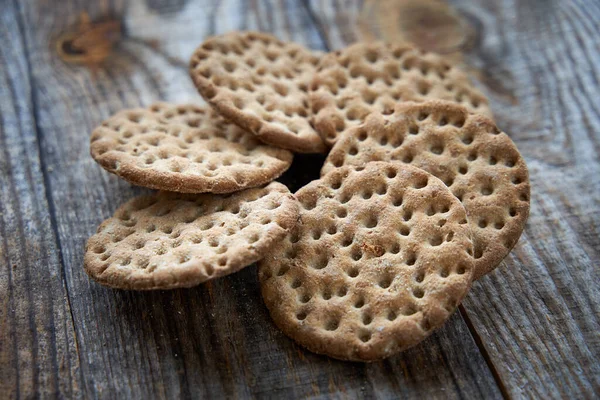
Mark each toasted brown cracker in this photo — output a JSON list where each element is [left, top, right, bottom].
[[323, 101, 530, 279], [259, 162, 474, 361], [310, 41, 492, 146], [189, 31, 326, 153], [90, 103, 293, 193], [85, 182, 299, 290]]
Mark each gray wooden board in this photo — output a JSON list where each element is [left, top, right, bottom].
[[1, 0, 599, 398], [0, 1, 82, 398]]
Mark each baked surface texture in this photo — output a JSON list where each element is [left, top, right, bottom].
[[85, 182, 299, 290], [90, 103, 293, 193], [189, 31, 325, 153], [310, 41, 492, 146], [323, 101, 530, 279], [259, 162, 474, 361]]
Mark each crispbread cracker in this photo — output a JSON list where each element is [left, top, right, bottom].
[[310, 41, 492, 146], [85, 182, 298, 290], [323, 101, 530, 279], [90, 103, 293, 193], [259, 162, 474, 361], [189, 31, 326, 153]]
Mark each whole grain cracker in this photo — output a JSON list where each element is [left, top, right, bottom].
[[85, 182, 298, 290], [189, 31, 326, 153], [259, 162, 474, 361], [90, 103, 293, 193], [323, 101, 530, 279], [310, 41, 492, 146]]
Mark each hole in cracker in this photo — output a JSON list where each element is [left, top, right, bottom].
[[348, 267, 360, 278], [354, 297, 365, 308], [429, 235, 443, 247], [351, 247, 363, 261], [276, 265, 290, 276], [296, 311, 307, 321], [512, 175, 524, 185], [274, 83, 289, 97], [365, 215, 378, 228], [332, 156, 344, 168], [299, 292, 312, 304], [415, 272, 425, 283], [357, 129, 368, 141], [378, 276, 392, 289], [481, 185, 494, 196], [413, 176, 428, 189], [430, 144, 444, 155], [358, 331, 372, 343], [324, 319, 339, 331], [399, 226, 410, 236], [402, 304, 417, 316], [290, 279, 302, 289]]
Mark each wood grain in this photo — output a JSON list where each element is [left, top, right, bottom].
[[0, 1, 82, 398], [3, 0, 599, 398], [4, 0, 501, 398], [308, 0, 600, 398]]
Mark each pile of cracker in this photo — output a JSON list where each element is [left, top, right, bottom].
[[85, 31, 530, 362]]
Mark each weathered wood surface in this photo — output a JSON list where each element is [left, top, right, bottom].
[[1, 0, 598, 398], [0, 2, 82, 398]]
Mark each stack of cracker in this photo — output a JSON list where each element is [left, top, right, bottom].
[[85, 31, 530, 361]]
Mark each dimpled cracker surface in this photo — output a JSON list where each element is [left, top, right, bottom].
[[310, 41, 492, 146], [323, 101, 530, 280], [259, 162, 474, 361], [85, 182, 298, 290], [189, 31, 326, 153], [90, 103, 293, 193]]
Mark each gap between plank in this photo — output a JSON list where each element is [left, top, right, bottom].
[[13, 0, 88, 395], [301, 0, 332, 52], [459, 304, 511, 400]]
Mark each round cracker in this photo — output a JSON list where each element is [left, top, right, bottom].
[[259, 162, 474, 361], [309, 41, 492, 146], [85, 182, 299, 290], [189, 31, 326, 153], [90, 103, 293, 193], [323, 101, 530, 279]]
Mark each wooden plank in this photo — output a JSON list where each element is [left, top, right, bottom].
[[307, 0, 600, 397], [0, 1, 82, 398], [14, 0, 501, 397]]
